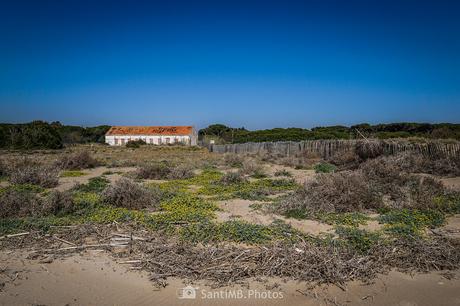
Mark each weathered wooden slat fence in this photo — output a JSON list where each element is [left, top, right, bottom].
[[210, 140, 460, 159]]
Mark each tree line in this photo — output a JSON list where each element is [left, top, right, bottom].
[[0, 121, 459, 149], [0, 121, 110, 149], [199, 123, 460, 144]]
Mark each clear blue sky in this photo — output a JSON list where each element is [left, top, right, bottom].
[[1, 0, 459, 129]]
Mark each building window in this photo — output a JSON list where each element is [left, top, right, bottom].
[[165, 138, 170, 144], [115, 138, 119, 145]]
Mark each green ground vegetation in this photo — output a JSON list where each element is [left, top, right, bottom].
[[60, 170, 87, 177]]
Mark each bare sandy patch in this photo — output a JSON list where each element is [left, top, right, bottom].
[[0, 181, 9, 188], [143, 179, 168, 184], [359, 219, 384, 232], [216, 199, 274, 225], [359, 213, 384, 232], [263, 164, 316, 185], [440, 177, 460, 191], [434, 214, 460, 239]]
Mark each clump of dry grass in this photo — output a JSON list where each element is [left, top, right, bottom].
[[102, 178, 162, 209], [8, 159, 59, 188], [0, 189, 42, 218], [55, 151, 100, 170]]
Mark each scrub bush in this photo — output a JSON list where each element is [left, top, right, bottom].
[[56, 151, 99, 170], [9, 160, 59, 188], [126, 139, 146, 148], [42, 190, 75, 216], [0, 189, 42, 218], [102, 178, 162, 209], [314, 162, 337, 173]]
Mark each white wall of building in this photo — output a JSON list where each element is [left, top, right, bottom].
[[105, 135, 195, 146]]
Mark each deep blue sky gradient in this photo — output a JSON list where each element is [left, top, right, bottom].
[[1, 0, 459, 129]]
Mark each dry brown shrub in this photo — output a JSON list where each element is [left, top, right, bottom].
[[167, 165, 194, 180], [405, 176, 446, 210], [355, 140, 385, 160], [42, 190, 75, 216], [223, 153, 244, 167], [359, 155, 408, 194], [279, 171, 382, 213], [0, 189, 42, 218], [355, 149, 459, 177], [361, 152, 460, 178], [392, 152, 460, 177], [55, 151, 99, 170], [136, 163, 170, 179], [358, 156, 448, 210], [429, 155, 460, 176], [136, 163, 194, 180], [0, 159, 6, 177], [218, 171, 246, 185], [102, 178, 162, 209], [239, 160, 264, 176], [329, 149, 362, 170], [8, 159, 59, 188], [279, 155, 449, 214]]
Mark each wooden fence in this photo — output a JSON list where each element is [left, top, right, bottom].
[[210, 139, 460, 159]]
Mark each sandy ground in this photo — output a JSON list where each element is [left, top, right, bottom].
[[263, 164, 316, 185], [441, 177, 460, 191], [216, 199, 334, 236], [0, 250, 459, 306], [56, 167, 137, 191], [438, 215, 460, 239]]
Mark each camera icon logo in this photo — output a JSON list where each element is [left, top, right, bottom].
[[177, 285, 198, 299]]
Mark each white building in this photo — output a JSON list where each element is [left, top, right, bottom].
[[105, 126, 198, 146]]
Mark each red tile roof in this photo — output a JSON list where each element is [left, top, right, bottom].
[[106, 126, 194, 136]]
